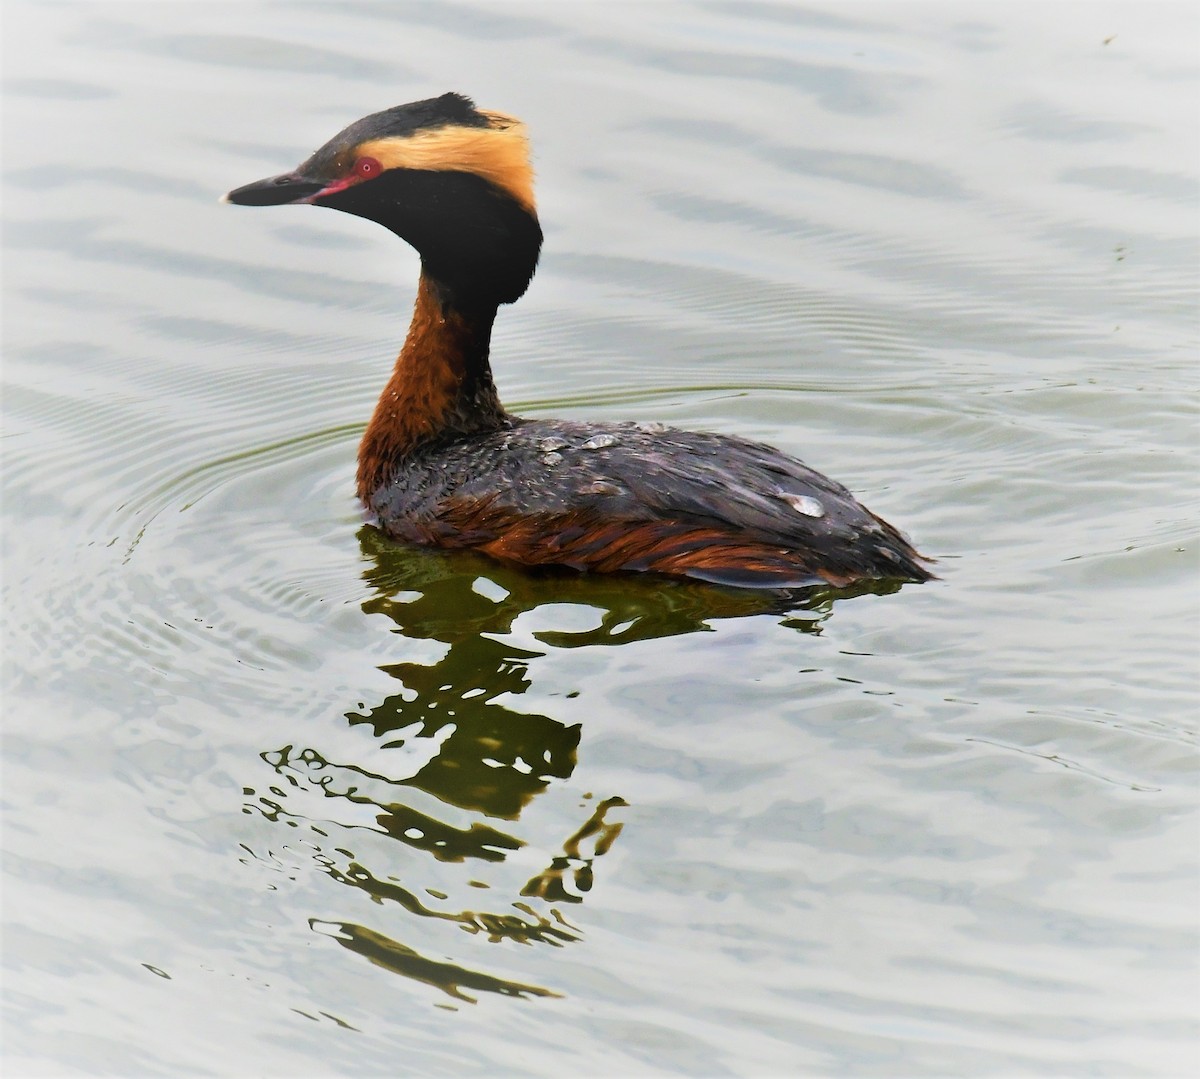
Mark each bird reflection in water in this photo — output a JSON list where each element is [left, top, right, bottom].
[[244, 526, 896, 1002]]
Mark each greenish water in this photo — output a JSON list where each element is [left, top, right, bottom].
[[3, 2, 1197, 1075]]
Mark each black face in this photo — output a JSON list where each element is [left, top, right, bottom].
[[223, 93, 542, 307], [318, 168, 543, 308]]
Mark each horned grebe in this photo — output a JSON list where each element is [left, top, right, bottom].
[[223, 93, 931, 589]]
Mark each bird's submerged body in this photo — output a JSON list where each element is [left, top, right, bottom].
[[225, 93, 931, 590]]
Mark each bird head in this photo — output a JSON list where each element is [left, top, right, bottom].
[[223, 93, 542, 306]]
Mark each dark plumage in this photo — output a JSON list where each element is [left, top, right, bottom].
[[223, 94, 933, 590], [371, 419, 929, 588]]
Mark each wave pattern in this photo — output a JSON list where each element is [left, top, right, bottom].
[[3, 1, 1196, 1075]]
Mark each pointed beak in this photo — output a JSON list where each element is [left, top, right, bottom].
[[220, 171, 326, 206]]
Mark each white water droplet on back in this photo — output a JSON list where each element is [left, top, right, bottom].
[[580, 479, 621, 496], [783, 493, 825, 518]]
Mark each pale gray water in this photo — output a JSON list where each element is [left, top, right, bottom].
[[3, 2, 1198, 1075]]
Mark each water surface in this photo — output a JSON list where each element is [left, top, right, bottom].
[[3, 2, 1197, 1075]]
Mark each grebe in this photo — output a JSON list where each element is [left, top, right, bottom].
[[223, 93, 931, 589]]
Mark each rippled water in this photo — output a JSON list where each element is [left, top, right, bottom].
[[4, 2, 1197, 1075]]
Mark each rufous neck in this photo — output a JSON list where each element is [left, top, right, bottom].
[[356, 274, 506, 501]]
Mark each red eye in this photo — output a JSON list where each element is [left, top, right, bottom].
[[353, 156, 380, 179]]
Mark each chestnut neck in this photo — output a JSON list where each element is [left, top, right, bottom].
[[356, 274, 507, 500]]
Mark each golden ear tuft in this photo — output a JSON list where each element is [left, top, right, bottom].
[[358, 112, 536, 215]]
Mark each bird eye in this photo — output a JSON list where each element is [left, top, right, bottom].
[[354, 156, 381, 178]]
